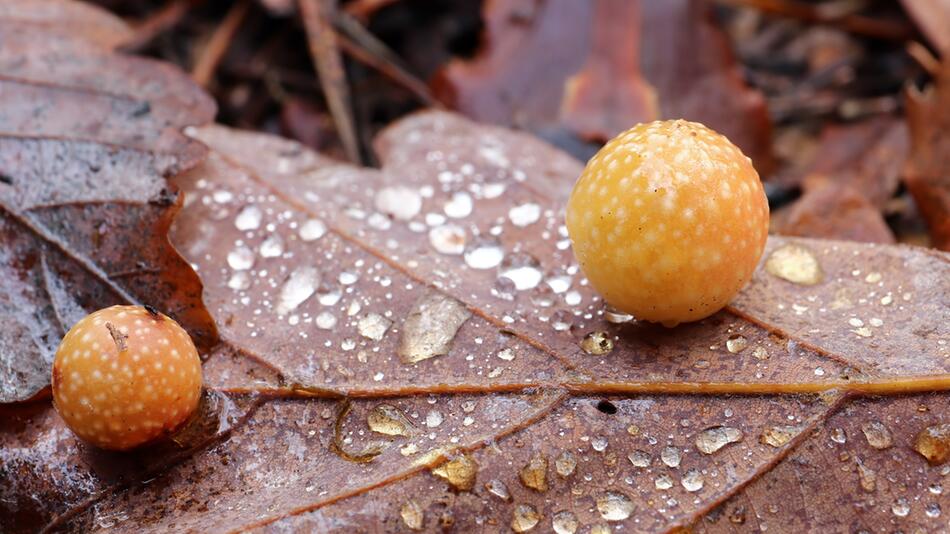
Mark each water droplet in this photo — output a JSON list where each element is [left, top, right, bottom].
[[491, 276, 517, 301], [589, 525, 611, 534], [398, 292, 472, 364], [913, 423, 950, 465], [891, 497, 910, 517], [765, 244, 823, 285], [591, 436, 608, 452], [227, 246, 255, 270], [212, 190, 233, 203], [695, 426, 743, 454], [511, 504, 541, 532], [581, 331, 614, 355], [555, 451, 576, 477], [552, 511, 579, 534], [605, 307, 634, 323], [429, 224, 466, 255], [497, 348, 515, 361], [861, 421, 893, 450], [752, 346, 770, 360], [431, 454, 477, 491], [925, 503, 941, 518], [681, 469, 704, 492], [498, 253, 543, 290], [317, 284, 342, 306], [464, 239, 505, 269], [375, 186, 422, 221], [367, 404, 414, 437], [520, 453, 549, 492], [276, 267, 319, 315], [400, 499, 424, 530], [259, 234, 284, 258], [425, 410, 443, 428], [725, 335, 748, 353], [628, 450, 651, 468], [299, 218, 327, 241], [227, 271, 250, 290], [357, 313, 392, 341], [654, 474, 674, 490], [485, 478, 512, 501], [596, 491, 635, 521], [551, 310, 573, 332], [508, 203, 541, 227], [856, 460, 876, 492], [660, 446, 681, 467], [546, 274, 572, 294], [234, 205, 262, 231], [316, 311, 337, 329], [830, 427, 847, 444], [338, 271, 359, 285], [444, 191, 473, 218], [760, 425, 801, 447], [341, 338, 356, 351]]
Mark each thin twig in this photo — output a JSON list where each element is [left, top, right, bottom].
[[120, 0, 191, 53], [298, 0, 363, 163], [191, 0, 250, 88], [906, 41, 941, 77], [715, 0, 916, 41]]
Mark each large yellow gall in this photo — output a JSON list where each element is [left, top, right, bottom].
[[566, 120, 769, 326]]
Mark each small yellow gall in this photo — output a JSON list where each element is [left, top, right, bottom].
[[51, 305, 203, 450], [566, 120, 769, 326]]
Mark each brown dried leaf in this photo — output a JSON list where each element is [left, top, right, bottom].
[[433, 0, 772, 170], [905, 58, 950, 251], [0, 7, 217, 403]]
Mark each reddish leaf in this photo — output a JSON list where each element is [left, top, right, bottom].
[[433, 0, 773, 171], [0, 0, 132, 49], [774, 177, 896, 244], [904, 59, 950, 251]]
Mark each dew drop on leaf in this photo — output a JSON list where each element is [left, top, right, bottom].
[[259, 234, 284, 258], [431, 454, 478, 491], [913, 423, 950, 465], [498, 252, 543, 290], [891, 497, 910, 517], [581, 331, 614, 355], [765, 244, 823, 285], [725, 335, 748, 353], [695, 426, 743, 454], [485, 479, 512, 501], [861, 421, 893, 450], [605, 307, 634, 323], [660, 446, 681, 467], [428, 224, 466, 255], [357, 313, 392, 341], [227, 271, 250, 290], [298, 218, 327, 241], [856, 460, 876, 492], [759, 425, 802, 447], [497, 348, 515, 361], [520, 453, 549, 492], [234, 205, 262, 231], [596, 491, 635, 521], [276, 267, 319, 315], [546, 274, 572, 294], [508, 202, 541, 227], [591, 436, 608, 452], [400, 499, 424, 530], [552, 511, 579, 534], [315, 311, 337, 330], [925, 503, 942, 518], [425, 410, 443, 428], [443, 191, 473, 218], [655, 474, 674, 490], [830, 427, 847, 444], [681, 469, 705, 492], [555, 451, 577, 477], [512, 504, 541, 532], [227, 246, 255, 270], [398, 292, 472, 364], [463, 239, 505, 269], [375, 186, 422, 221], [628, 450, 651, 468], [367, 404, 414, 437]]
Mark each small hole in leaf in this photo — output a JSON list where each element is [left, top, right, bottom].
[[596, 400, 617, 415]]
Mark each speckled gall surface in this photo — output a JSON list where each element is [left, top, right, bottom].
[[566, 120, 769, 325], [51, 305, 203, 450]]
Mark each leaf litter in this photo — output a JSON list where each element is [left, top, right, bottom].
[[0, 1, 949, 533]]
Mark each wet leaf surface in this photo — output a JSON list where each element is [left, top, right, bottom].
[[0, 15, 216, 403], [2, 3, 949, 533]]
